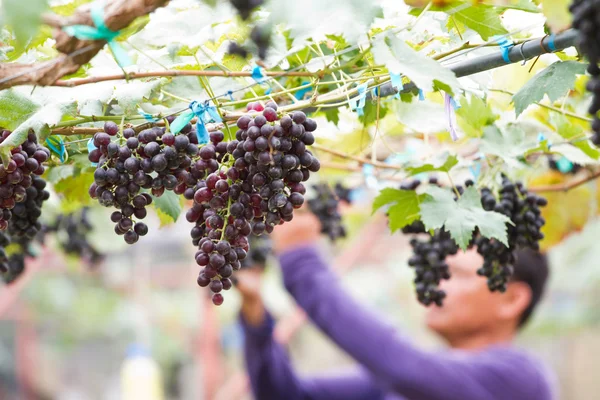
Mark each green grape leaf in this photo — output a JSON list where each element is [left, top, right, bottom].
[[405, 153, 458, 176], [456, 95, 497, 138], [152, 191, 182, 225], [479, 124, 538, 166], [486, 0, 540, 13], [420, 186, 511, 250], [372, 188, 424, 232], [54, 171, 95, 212], [541, 0, 572, 32], [513, 61, 587, 116], [111, 80, 162, 113], [0, 89, 39, 130], [44, 164, 75, 184], [2, 0, 48, 50], [0, 101, 76, 163], [372, 35, 460, 94], [359, 101, 388, 127], [450, 6, 508, 40], [551, 114, 600, 160], [52, 0, 92, 16], [324, 107, 340, 126]]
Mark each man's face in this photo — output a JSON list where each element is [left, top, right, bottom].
[[425, 249, 508, 340]]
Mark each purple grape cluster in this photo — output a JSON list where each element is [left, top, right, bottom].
[[191, 103, 320, 305], [475, 176, 547, 292], [0, 131, 49, 230], [570, 0, 600, 144], [88, 121, 200, 244], [8, 176, 49, 239], [395, 177, 547, 305], [307, 182, 351, 241]]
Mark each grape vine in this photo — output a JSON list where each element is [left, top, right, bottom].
[[398, 177, 547, 306]]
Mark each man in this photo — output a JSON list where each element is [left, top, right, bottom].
[[237, 212, 555, 400]]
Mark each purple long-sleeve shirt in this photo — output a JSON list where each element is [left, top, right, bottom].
[[242, 245, 555, 400]]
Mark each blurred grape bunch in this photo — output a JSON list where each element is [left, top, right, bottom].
[[241, 234, 273, 270], [43, 207, 105, 266], [308, 182, 352, 242]]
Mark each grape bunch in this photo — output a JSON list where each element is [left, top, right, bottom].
[[0, 236, 32, 284], [8, 176, 49, 240], [394, 176, 546, 305], [307, 182, 351, 241], [192, 103, 320, 305], [89, 121, 200, 244], [0, 131, 49, 230], [408, 229, 458, 306], [241, 234, 272, 269], [570, 0, 600, 145], [476, 176, 547, 291], [229, 0, 264, 20], [44, 208, 104, 265]]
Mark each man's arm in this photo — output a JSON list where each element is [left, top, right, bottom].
[[241, 311, 383, 400], [279, 245, 552, 400]]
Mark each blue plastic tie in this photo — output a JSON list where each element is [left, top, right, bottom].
[[227, 90, 234, 101], [537, 132, 552, 149], [294, 81, 311, 100], [45, 136, 66, 163], [63, 0, 132, 68], [171, 101, 222, 144], [556, 156, 573, 173], [350, 83, 368, 116], [87, 138, 98, 166], [449, 95, 460, 110], [372, 87, 379, 98], [469, 161, 482, 181], [547, 34, 557, 52], [418, 89, 425, 101], [390, 72, 403, 99], [138, 109, 158, 122], [251, 65, 265, 82], [493, 35, 514, 63], [363, 164, 378, 188]]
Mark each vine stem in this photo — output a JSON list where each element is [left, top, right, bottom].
[[529, 170, 600, 192], [311, 143, 402, 170], [489, 88, 592, 122], [53, 114, 148, 128], [52, 69, 319, 87]]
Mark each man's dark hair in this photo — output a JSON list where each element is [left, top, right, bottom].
[[512, 249, 550, 327]]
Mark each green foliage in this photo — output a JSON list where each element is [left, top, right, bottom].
[[372, 35, 460, 94], [541, 0, 572, 32], [152, 191, 183, 226], [420, 186, 511, 250], [513, 61, 587, 116], [551, 114, 600, 160], [456, 95, 497, 137], [405, 154, 458, 176], [372, 188, 424, 232], [449, 6, 507, 40], [1, 0, 48, 50], [0, 89, 39, 130], [54, 171, 95, 212]]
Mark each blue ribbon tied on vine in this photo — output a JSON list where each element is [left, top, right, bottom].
[[63, 0, 132, 68], [350, 83, 369, 116], [389, 72, 403, 99], [45, 136, 66, 163], [170, 100, 222, 144]]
